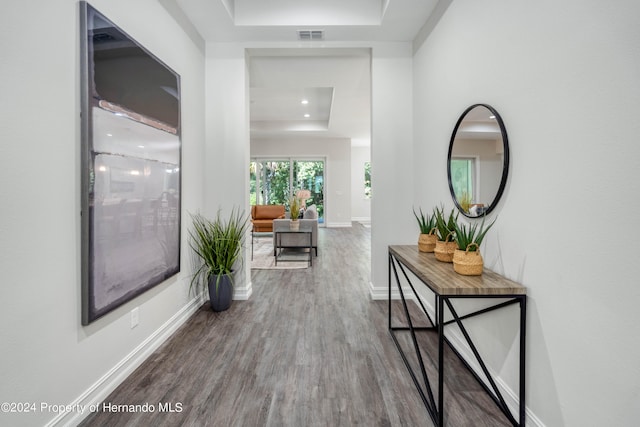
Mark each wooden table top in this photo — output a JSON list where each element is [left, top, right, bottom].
[[389, 245, 526, 296]]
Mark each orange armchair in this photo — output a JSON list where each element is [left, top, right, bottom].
[[250, 205, 286, 232]]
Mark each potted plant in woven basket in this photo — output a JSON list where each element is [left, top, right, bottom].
[[434, 206, 458, 262], [413, 207, 437, 252], [452, 216, 496, 276]]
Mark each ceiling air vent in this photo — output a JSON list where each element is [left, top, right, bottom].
[[297, 30, 324, 41]]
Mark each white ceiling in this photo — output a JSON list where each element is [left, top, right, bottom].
[[248, 48, 372, 143], [455, 105, 502, 140], [174, 0, 440, 42], [171, 0, 442, 146]]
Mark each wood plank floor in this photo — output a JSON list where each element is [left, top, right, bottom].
[[80, 224, 512, 427]]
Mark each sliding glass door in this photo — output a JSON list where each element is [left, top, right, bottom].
[[250, 160, 290, 205], [250, 158, 325, 224], [292, 160, 324, 223]]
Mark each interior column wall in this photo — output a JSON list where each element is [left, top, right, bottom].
[[369, 42, 415, 298], [205, 43, 252, 298]]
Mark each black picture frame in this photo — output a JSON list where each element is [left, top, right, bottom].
[[80, 2, 181, 324]]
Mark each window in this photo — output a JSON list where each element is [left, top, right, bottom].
[[450, 158, 475, 205]]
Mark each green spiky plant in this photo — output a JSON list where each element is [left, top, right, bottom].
[[453, 215, 496, 252], [188, 208, 250, 297], [289, 196, 301, 220], [434, 206, 458, 242], [413, 207, 436, 234]]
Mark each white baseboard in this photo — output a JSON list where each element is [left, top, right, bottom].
[[47, 295, 203, 427], [369, 282, 415, 300], [233, 281, 252, 300], [326, 221, 353, 228], [351, 216, 371, 222]]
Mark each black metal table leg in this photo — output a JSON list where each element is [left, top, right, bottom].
[[437, 296, 444, 427], [388, 254, 439, 424], [519, 296, 527, 426]]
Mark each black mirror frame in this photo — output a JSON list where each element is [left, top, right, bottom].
[[447, 103, 509, 218]]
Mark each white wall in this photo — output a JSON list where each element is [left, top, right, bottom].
[[369, 43, 416, 298], [350, 146, 371, 222], [205, 43, 253, 299], [0, 1, 205, 425], [251, 137, 352, 227], [413, 0, 640, 425]]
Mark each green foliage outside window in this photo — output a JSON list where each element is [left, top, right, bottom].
[[364, 161, 371, 199]]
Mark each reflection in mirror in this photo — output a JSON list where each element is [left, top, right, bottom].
[[447, 104, 509, 217]]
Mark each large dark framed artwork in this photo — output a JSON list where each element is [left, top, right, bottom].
[[80, 2, 181, 324]]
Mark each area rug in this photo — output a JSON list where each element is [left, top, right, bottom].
[[251, 236, 309, 269]]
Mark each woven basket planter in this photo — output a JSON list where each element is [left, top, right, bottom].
[[418, 228, 437, 253], [453, 243, 484, 276], [434, 233, 456, 262]]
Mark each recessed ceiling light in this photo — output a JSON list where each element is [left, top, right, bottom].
[[301, 99, 309, 105], [489, 115, 496, 119], [138, 145, 145, 148], [106, 133, 112, 137], [304, 113, 310, 118]]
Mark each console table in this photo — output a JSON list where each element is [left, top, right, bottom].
[[388, 245, 527, 426]]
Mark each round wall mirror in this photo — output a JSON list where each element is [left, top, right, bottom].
[[447, 104, 509, 218]]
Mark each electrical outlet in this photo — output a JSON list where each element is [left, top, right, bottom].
[[130, 307, 139, 329]]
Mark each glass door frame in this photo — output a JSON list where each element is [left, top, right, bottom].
[[251, 156, 326, 226]]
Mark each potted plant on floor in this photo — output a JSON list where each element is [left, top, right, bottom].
[[434, 206, 458, 262], [413, 207, 437, 252], [189, 208, 249, 312], [452, 215, 496, 276]]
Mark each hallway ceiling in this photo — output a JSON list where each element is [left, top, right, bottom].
[[248, 48, 372, 144], [173, 0, 439, 42], [170, 0, 441, 146]]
